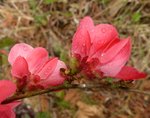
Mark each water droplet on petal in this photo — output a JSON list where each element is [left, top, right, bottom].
[[45, 70, 49, 75], [23, 46, 28, 51], [101, 53, 104, 57], [91, 29, 94, 33], [83, 43, 85, 46], [44, 67, 52, 76], [101, 28, 106, 33], [74, 51, 77, 53], [44, 72, 49, 76], [47, 66, 50, 69]]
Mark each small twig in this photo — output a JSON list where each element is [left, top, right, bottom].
[[2, 83, 150, 104], [124, 88, 150, 96], [2, 84, 103, 104]]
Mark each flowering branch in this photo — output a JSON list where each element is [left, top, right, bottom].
[[2, 83, 103, 104], [0, 17, 147, 118], [2, 83, 150, 104]]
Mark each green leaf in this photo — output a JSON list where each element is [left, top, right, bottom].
[[36, 112, 51, 118], [62, 12, 72, 17], [55, 91, 65, 98], [81, 93, 97, 105], [57, 100, 70, 109], [52, 41, 62, 56], [29, 0, 37, 10], [0, 37, 15, 49], [69, 57, 79, 75], [132, 12, 141, 23], [105, 77, 113, 83], [60, 50, 68, 63], [0, 55, 8, 65], [34, 15, 47, 26], [43, 0, 56, 4], [54, 94, 71, 109], [101, 0, 109, 5]]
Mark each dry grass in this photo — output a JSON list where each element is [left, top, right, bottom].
[[0, 0, 150, 118]]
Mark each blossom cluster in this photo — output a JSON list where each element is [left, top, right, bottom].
[[0, 16, 146, 117], [71, 17, 146, 80], [9, 43, 67, 90]]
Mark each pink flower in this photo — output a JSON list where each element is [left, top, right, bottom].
[[8, 43, 67, 89], [71, 16, 146, 80], [0, 80, 20, 118]]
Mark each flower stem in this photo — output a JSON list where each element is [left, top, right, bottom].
[[2, 83, 150, 104]]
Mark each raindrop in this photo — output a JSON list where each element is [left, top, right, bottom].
[[23, 46, 28, 51], [101, 28, 106, 33], [44, 67, 51, 76], [47, 67, 51, 70], [91, 29, 94, 33], [44, 72, 49, 76], [83, 43, 85, 46]]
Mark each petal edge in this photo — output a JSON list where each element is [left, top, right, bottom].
[[115, 66, 147, 80]]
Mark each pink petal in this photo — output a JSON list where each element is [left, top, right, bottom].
[[99, 39, 131, 76], [71, 16, 94, 60], [11, 56, 30, 78], [8, 43, 33, 65], [89, 24, 119, 57], [101, 38, 131, 64], [26, 47, 49, 74], [0, 107, 15, 118], [81, 16, 95, 40], [87, 37, 119, 62], [0, 101, 20, 118], [115, 66, 147, 80], [0, 80, 16, 103], [4, 101, 20, 109], [37, 58, 58, 80], [40, 60, 67, 88]]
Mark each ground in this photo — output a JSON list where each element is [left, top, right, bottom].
[[0, 0, 150, 118]]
